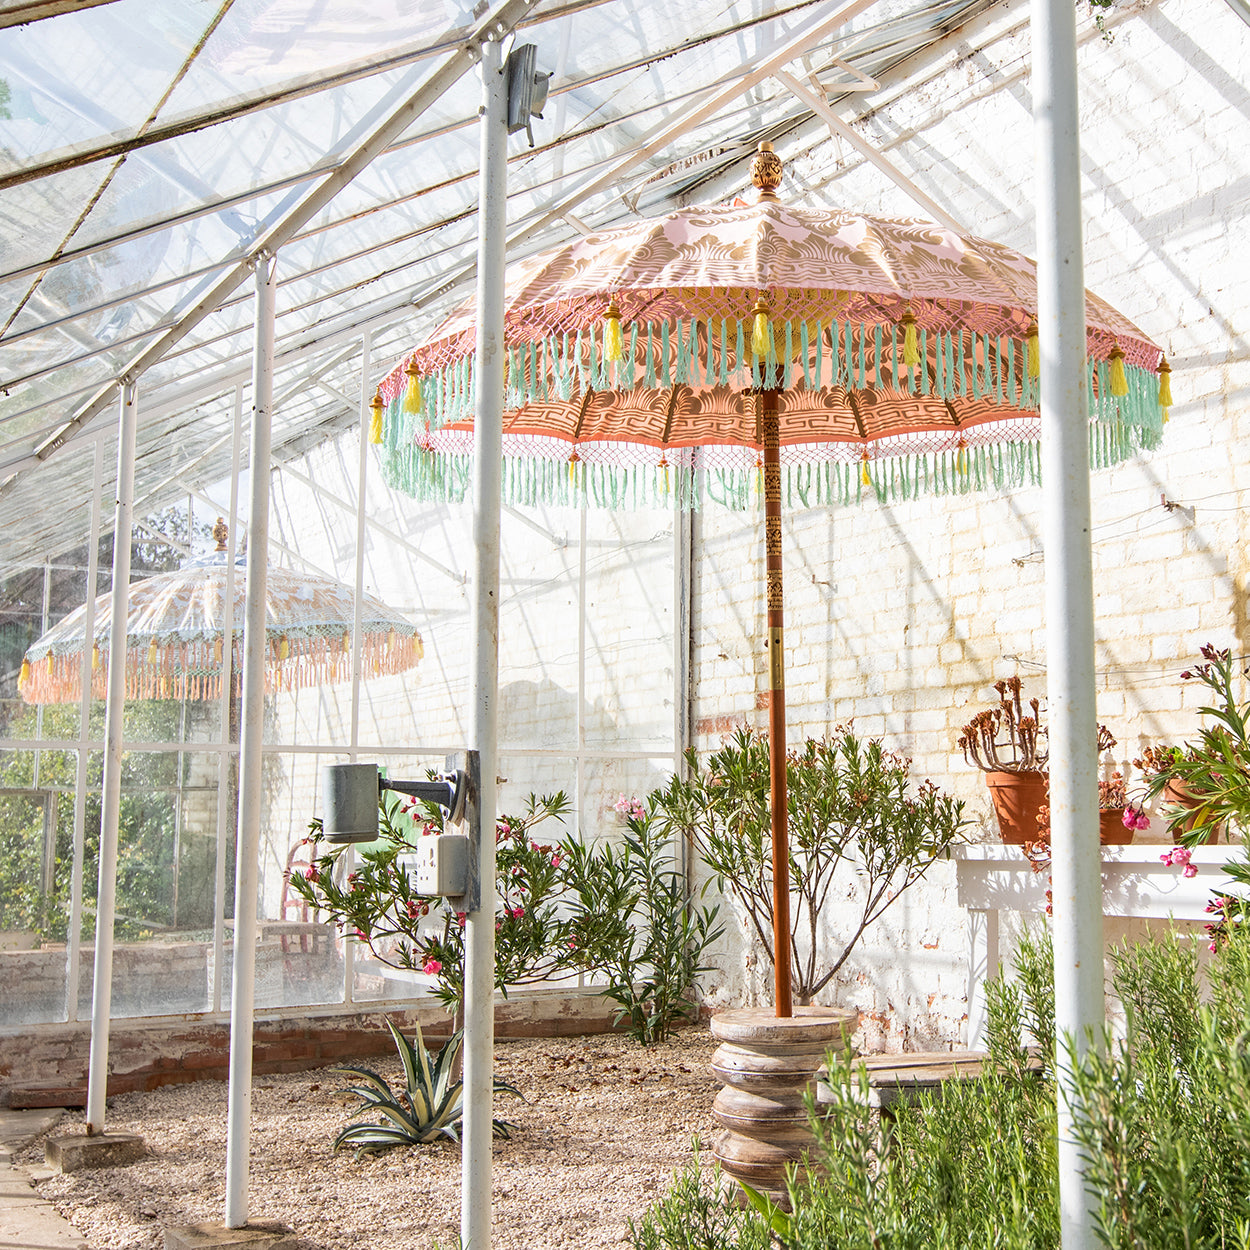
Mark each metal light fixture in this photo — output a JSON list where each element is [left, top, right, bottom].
[[321, 760, 468, 844], [505, 43, 550, 146]]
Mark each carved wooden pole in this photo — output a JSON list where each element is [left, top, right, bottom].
[[760, 387, 792, 1018]]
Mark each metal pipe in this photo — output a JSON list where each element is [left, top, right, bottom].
[[462, 35, 505, 1250], [760, 390, 792, 1017], [1033, 3, 1102, 1247], [66, 436, 104, 1024], [224, 252, 277, 1229], [84, 379, 137, 1134], [351, 331, 372, 753]]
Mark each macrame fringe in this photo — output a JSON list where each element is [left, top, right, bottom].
[[379, 413, 1161, 515], [377, 316, 1165, 512], [19, 632, 424, 706], [386, 317, 1161, 431]]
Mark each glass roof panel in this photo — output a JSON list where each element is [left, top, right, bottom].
[[0, 0, 1002, 565]]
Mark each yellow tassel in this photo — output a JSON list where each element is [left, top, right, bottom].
[[658, 454, 670, 497], [754, 456, 764, 499], [1108, 345, 1129, 397], [956, 436, 969, 477], [19, 658, 29, 688], [342, 633, 351, 653], [415, 636, 425, 660], [402, 360, 423, 415], [751, 297, 772, 358], [603, 300, 623, 363], [369, 389, 385, 444], [1158, 357, 1173, 415], [279, 637, 290, 661], [147, 640, 158, 665], [568, 452, 581, 487], [1026, 321, 1040, 378], [47, 654, 54, 673], [92, 643, 100, 670], [860, 448, 872, 486], [900, 308, 919, 368], [214, 637, 223, 663], [387, 629, 396, 651]]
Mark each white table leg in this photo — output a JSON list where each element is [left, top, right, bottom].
[[965, 906, 1000, 1050]]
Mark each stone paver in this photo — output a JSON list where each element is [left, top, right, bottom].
[[0, 1111, 87, 1250]]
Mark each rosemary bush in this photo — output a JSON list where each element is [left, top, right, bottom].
[[633, 917, 1250, 1250]]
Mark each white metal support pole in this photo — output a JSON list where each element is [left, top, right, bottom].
[[225, 251, 277, 1229], [462, 34, 505, 1250], [212, 385, 244, 1016], [85, 380, 137, 1136], [67, 436, 104, 1024], [350, 331, 373, 755], [1033, 3, 1102, 1247]]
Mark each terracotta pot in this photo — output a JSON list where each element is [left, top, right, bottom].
[[984, 770, 1048, 844], [1162, 779, 1221, 843], [1098, 807, 1134, 845]]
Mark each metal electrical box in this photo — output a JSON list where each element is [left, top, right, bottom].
[[409, 833, 469, 897]]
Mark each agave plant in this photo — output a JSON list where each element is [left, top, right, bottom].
[[332, 1018, 521, 1157]]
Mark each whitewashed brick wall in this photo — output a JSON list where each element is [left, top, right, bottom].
[[690, 0, 1250, 1049]]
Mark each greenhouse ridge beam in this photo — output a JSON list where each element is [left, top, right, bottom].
[[0, 0, 117, 27], [26, 0, 546, 470]]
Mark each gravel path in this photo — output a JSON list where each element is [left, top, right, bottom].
[[16, 1028, 720, 1249]]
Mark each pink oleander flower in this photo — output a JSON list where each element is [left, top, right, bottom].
[[613, 793, 646, 821], [455, 911, 467, 928], [422, 958, 442, 976], [1123, 805, 1151, 831], [510, 906, 525, 920], [1183, 863, 1198, 878], [421, 821, 437, 836], [303, 866, 320, 883], [496, 820, 512, 840], [550, 853, 562, 868]]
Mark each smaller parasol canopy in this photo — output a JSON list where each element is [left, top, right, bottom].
[[18, 519, 423, 705]]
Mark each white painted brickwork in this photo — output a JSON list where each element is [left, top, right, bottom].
[[690, 0, 1250, 1049]]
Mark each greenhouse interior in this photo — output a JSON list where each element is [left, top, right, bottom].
[[1, 0, 1249, 1246]]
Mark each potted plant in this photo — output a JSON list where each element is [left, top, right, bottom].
[[959, 678, 1119, 844], [959, 678, 1048, 844]]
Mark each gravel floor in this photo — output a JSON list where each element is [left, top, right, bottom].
[[17, 1028, 720, 1250]]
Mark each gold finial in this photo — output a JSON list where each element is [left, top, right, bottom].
[[212, 517, 228, 551], [751, 141, 782, 201]]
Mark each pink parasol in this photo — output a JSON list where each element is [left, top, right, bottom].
[[372, 143, 1168, 1014], [19, 520, 423, 705]]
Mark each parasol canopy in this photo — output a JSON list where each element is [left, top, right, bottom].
[[374, 144, 1167, 509], [370, 142, 1167, 1017], [19, 521, 423, 705]]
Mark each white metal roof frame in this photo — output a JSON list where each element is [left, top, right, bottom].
[[1, 0, 1003, 564]]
